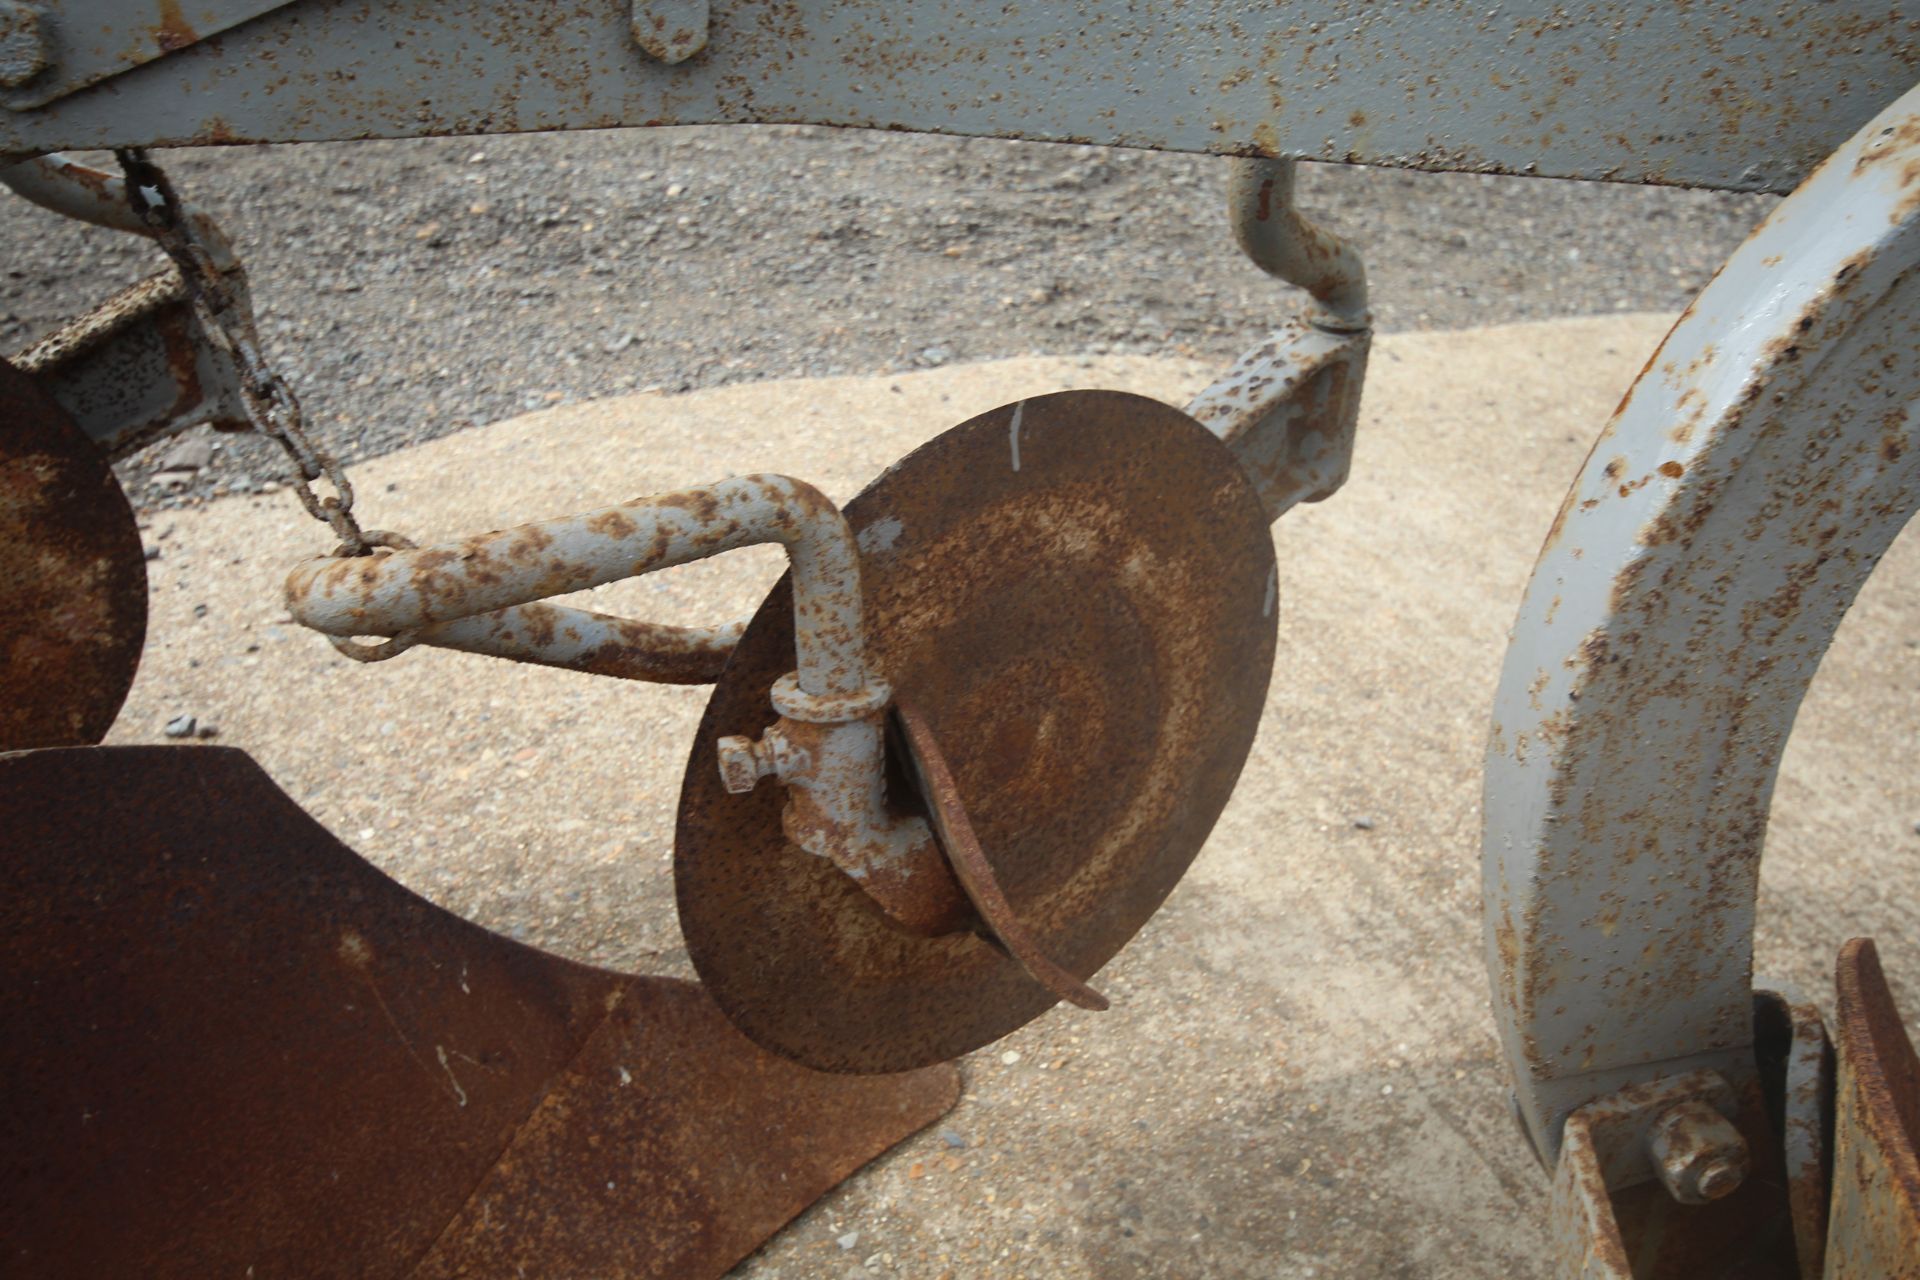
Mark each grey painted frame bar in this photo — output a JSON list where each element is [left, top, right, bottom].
[[0, 1, 1912, 193]]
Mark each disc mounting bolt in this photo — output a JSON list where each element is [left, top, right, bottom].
[[716, 733, 778, 795]]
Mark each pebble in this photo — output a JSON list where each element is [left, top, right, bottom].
[[163, 714, 196, 738], [836, 1231, 859, 1251], [1000, 1049, 1021, 1065], [939, 1128, 966, 1148], [157, 437, 214, 473], [1352, 815, 1377, 830]]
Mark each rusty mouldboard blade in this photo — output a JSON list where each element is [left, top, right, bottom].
[[1828, 938, 1920, 1279], [0, 745, 958, 1278]]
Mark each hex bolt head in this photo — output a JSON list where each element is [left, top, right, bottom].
[[0, 2, 47, 89], [715, 735, 765, 794], [1647, 1099, 1750, 1205], [629, 0, 709, 65]]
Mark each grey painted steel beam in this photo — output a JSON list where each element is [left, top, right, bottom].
[[0, 1, 1911, 193], [1482, 83, 1920, 1163]]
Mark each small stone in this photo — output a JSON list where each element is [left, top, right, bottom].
[[836, 1231, 859, 1251], [1000, 1049, 1021, 1065], [163, 715, 196, 739], [414, 220, 443, 241], [150, 470, 196, 490], [195, 723, 219, 740], [1352, 815, 1377, 831], [666, 183, 686, 198], [467, 151, 486, 164], [158, 436, 213, 472], [918, 345, 952, 366], [939, 1128, 966, 1148], [192, 603, 208, 619], [143, 546, 162, 562]]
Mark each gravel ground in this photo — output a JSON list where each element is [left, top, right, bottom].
[[0, 126, 1773, 509]]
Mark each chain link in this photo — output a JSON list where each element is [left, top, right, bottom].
[[114, 147, 380, 556]]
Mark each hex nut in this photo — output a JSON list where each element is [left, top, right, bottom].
[[0, 1, 47, 89], [1647, 1099, 1750, 1205]]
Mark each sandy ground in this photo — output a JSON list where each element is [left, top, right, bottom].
[[108, 314, 1920, 1278]]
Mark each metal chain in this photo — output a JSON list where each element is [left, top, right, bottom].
[[113, 147, 386, 557]]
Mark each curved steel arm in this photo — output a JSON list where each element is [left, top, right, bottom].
[[1227, 159, 1368, 331], [1483, 83, 1920, 1166], [285, 473, 868, 697], [0, 153, 236, 271]]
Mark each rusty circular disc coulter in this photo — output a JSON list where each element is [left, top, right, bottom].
[[0, 358, 146, 748], [676, 389, 1277, 1073]]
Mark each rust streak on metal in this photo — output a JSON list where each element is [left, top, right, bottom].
[[153, 0, 200, 53]]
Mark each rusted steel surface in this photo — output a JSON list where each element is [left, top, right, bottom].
[[728, 684, 971, 936], [419, 601, 743, 684], [286, 473, 864, 694], [14, 269, 252, 453], [1828, 938, 1920, 1278], [1551, 1104, 1636, 1280], [1, 152, 236, 270], [1755, 984, 1835, 1280], [0, 0, 297, 111], [0, 2, 1913, 194], [1483, 83, 1920, 1162], [1227, 159, 1368, 333], [0, 355, 145, 749], [895, 694, 1109, 1013], [1549, 1070, 1800, 1279], [1184, 158, 1371, 522], [0, 744, 958, 1278], [676, 390, 1276, 1073], [1186, 318, 1368, 522]]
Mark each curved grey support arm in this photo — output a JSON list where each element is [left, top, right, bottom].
[[1227, 158, 1368, 331], [415, 605, 745, 685], [285, 473, 869, 697], [0, 153, 236, 271], [1483, 83, 1920, 1169]]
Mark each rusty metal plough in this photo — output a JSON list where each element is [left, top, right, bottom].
[[0, 4, 1918, 1277]]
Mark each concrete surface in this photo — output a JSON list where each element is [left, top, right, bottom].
[[107, 314, 1920, 1278]]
